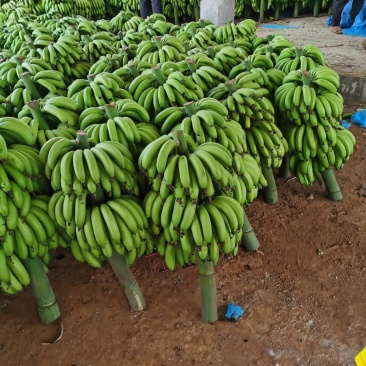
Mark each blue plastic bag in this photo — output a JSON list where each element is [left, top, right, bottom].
[[351, 109, 366, 128], [225, 302, 245, 321]]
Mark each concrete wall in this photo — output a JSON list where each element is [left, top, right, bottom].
[[339, 74, 366, 105], [200, 0, 235, 26]]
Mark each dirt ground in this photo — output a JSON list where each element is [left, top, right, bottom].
[[1, 16, 366, 366]]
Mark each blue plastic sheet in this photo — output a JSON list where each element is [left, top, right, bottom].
[[225, 302, 245, 321]]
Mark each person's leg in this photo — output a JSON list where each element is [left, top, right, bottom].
[[350, 0, 364, 23], [140, 0, 150, 19], [331, 0, 349, 32], [151, 0, 162, 14]]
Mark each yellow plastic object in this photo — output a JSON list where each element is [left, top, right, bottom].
[[355, 347, 366, 366]]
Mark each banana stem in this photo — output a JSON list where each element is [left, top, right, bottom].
[[194, 6, 200, 21], [109, 58, 118, 71], [173, 6, 179, 25], [87, 74, 96, 82], [183, 42, 191, 53], [21, 72, 41, 100], [127, 63, 139, 78], [24, 257, 60, 325], [294, 47, 303, 58], [27, 100, 50, 130], [108, 250, 146, 312], [207, 46, 216, 59], [26, 41, 36, 51], [198, 258, 218, 324], [244, 7, 251, 19], [293, 1, 299, 18], [14, 56, 24, 66], [174, 129, 189, 156], [302, 70, 312, 86], [183, 101, 196, 117], [274, 3, 280, 20], [104, 104, 118, 119], [153, 36, 163, 49], [226, 79, 238, 94], [243, 60, 253, 72], [260, 161, 278, 204], [313, 0, 319, 16], [151, 65, 166, 86], [186, 59, 197, 73], [259, 0, 265, 23], [76, 130, 90, 149], [241, 210, 260, 251], [321, 169, 343, 201], [279, 154, 291, 179], [123, 45, 135, 59]]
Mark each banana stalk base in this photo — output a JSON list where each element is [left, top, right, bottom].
[[279, 154, 291, 179], [108, 250, 146, 312], [25, 257, 60, 325], [241, 210, 260, 252], [261, 162, 278, 205], [321, 169, 343, 201], [198, 259, 218, 324]]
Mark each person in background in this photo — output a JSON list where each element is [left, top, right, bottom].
[[331, 0, 364, 34], [140, 0, 162, 19]]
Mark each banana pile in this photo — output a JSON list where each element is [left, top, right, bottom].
[[139, 133, 245, 269], [0, 6, 358, 296], [276, 67, 356, 185]]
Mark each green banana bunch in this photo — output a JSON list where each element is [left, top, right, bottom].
[[82, 34, 118, 63], [0, 116, 38, 146], [155, 195, 245, 270], [67, 72, 132, 110], [40, 135, 139, 197], [136, 35, 186, 65], [110, 11, 143, 33], [112, 29, 147, 49], [64, 195, 152, 267], [173, 59, 228, 94], [203, 45, 247, 75], [221, 152, 267, 205], [207, 77, 270, 125], [0, 192, 59, 295], [139, 133, 235, 198], [128, 65, 204, 118], [112, 60, 153, 89], [275, 45, 325, 73], [90, 0, 106, 18], [274, 68, 342, 127], [42, 0, 73, 16], [214, 19, 256, 44], [73, 0, 92, 18], [154, 98, 228, 139]]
